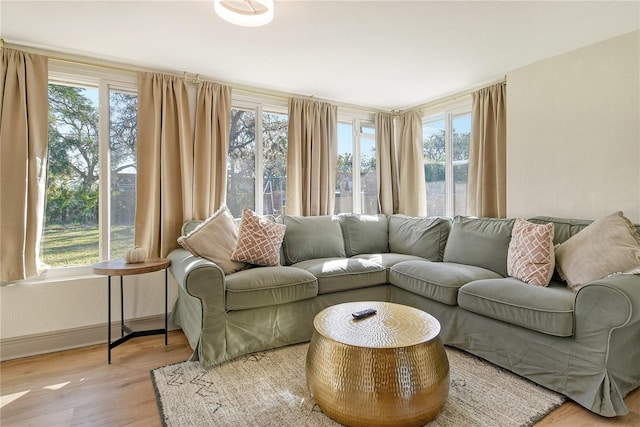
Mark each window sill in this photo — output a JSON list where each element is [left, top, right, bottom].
[[2, 266, 100, 287]]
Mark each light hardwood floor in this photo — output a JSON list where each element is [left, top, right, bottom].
[[1, 330, 638, 426]]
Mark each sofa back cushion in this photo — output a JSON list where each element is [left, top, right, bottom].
[[281, 214, 345, 264], [388, 215, 451, 261], [528, 215, 640, 245], [339, 213, 389, 256], [527, 216, 591, 245], [443, 216, 515, 276], [182, 220, 203, 236]]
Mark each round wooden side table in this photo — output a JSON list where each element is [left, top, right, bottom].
[[92, 258, 171, 363], [306, 301, 449, 427]]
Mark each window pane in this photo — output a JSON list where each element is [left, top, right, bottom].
[[453, 114, 471, 216], [360, 133, 379, 214], [423, 118, 446, 217], [361, 125, 375, 135], [42, 84, 100, 267], [263, 112, 287, 215], [335, 122, 353, 214], [109, 89, 137, 259], [227, 109, 256, 218]]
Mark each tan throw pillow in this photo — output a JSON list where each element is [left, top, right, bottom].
[[507, 218, 555, 286], [177, 205, 246, 274], [555, 211, 640, 292], [232, 208, 286, 267]]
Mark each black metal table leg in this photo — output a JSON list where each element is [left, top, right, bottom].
[[94, 258, 171, 364], [120, 275, 125, 337], [164, 268, 169, 345], [108, 275, 112, 364]]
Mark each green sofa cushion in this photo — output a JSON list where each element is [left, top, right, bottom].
[[281, 215, 345, 264], [529, 215, 640, 245], [458, 278, 575, 337], [389, 260, 502, 306], [388, 215, 451, 261], [443, 216, 515, 277], [291, 257, 387, 294], [225, 266, 318, 310], [353, 253, 427, 281], [339, 213, 389, 256], [182, 220, 202, 236]]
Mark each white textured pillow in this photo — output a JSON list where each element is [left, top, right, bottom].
[[555, 212, 640, 292], [177, 205, 246, 274], [507, 218, 555, 286]]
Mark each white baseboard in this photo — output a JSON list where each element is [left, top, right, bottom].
[[0, 314, 180, 361]]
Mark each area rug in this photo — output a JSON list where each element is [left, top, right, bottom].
[[151, 344, 566, 427]]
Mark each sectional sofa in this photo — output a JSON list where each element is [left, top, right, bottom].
[[168, 213, 640, 417]]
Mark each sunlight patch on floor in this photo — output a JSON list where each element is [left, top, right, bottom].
[[43, 381, 70, 391], [0, 390, 30, 409]]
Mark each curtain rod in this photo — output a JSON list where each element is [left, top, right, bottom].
[[4, 40, 206, 85], [233, 85, 385, 114], [3, 40, 380, 115], [3, 39, 501, 115], [397, 77, 507, 115]]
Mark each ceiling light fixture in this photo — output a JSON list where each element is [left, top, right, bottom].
[[214, 0, 274, 27]]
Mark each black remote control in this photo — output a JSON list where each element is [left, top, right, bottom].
[[352, 308, 377, 319]]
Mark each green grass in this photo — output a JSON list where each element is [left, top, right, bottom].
[[41, 224, 134, 267]]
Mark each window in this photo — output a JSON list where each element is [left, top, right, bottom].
[[227, 108, 256, 216], [359, 124, 378, 214], [335, 117, 378, 214], [422, 103, 471, 217], [335, 122, 354, 213], [226, 100, 288, 218], [451, 114, 471, 216], [109, 89, 138, 259], [41, 64, 137, 269], [262, 112, 288, 215]]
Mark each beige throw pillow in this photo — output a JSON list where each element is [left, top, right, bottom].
[[177, 205, 246, 274], [507, 218, 555, 286], [555, 211, 640, 292], [232, 208, 286, 267]]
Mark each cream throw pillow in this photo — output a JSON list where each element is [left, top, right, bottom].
[[177, 205, 246, 274], [232, 208, 286, 267], [507, 218, 555, 286], [555, 212, 640, 292]]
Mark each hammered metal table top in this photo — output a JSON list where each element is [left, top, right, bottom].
[[313, 301, 441, 349]]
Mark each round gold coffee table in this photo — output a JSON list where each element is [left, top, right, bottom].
[[306, 301, 449, 427]]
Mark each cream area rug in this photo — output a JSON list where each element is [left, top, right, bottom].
[[151, 343, 566, 427]]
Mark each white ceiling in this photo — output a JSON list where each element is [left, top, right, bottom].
[[2, 1, 639, 111]]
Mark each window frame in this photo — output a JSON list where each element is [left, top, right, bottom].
[[336, 111, 376, 214], [421, 97, 472, 218], [41, 61, 137, 278], [229, 92, 288, 217]]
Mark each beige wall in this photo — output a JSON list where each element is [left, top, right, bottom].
[[0, 273, 177, 338], [0, 271, 179, 359], [506, 30, 640, 223]]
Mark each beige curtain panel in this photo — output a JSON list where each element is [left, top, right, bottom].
[[0, 48, 48, 282], [193, 81, 231, 219], [375, 112, 399, 216], [286, 97, 337, 216], [397, 110, 427, 217], [135, 72, 193, 258], [468, 82, 507, 218]]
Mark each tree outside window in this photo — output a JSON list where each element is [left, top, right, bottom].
[[423, 112, 471, 217], [41, 83, 137, 268], [226, 108, 287, 218]]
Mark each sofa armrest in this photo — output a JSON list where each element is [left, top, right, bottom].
[[574, 274, 640, 341], [168, 249, 226, 314]]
